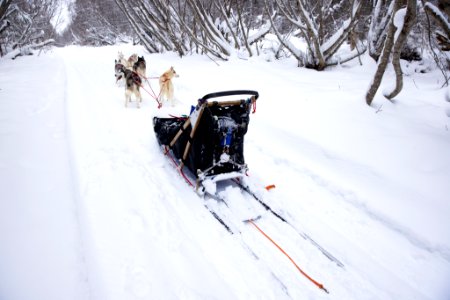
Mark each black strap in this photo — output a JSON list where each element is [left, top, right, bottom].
[[200, 90, 259, 101]]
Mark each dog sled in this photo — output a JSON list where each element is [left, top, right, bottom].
[[153, 90, 258, 193], [153, 90, 344, 278]]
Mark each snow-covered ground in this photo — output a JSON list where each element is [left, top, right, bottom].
[[1, 44, 449, 300]]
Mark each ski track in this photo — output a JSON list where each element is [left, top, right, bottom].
[[249, 130, 450, 262], [246, 124, 445, 299], [211, 183, 399, 299]]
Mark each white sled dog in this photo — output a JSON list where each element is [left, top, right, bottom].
[[117, 65, 143, 108], [117, 51, 126, 64], [126, 53, 138, 69], [159, 66, 179, 106]]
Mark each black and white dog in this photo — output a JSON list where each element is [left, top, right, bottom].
[[133, 56, 146, 79], [116, 65, 143, 108], [114, 60, 125, 84]]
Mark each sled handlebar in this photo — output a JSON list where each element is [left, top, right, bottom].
[[200, 90, 259, 101]]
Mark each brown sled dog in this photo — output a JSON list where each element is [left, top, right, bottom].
[[159, 66, 179, 106]]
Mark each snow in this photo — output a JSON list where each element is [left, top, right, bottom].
[[1, 44, 450, 300], [393, 8, 407, 41]]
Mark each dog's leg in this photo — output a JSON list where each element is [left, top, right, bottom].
[[135, 87, 142, 108], [159, 83, 165, 106], [125, 90, 131, 107], [168, 82, 174, 106], [138, 87, 142, 107]]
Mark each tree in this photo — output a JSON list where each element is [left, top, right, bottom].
[[263, 0, 365, 70], [366, 0, 417, 106], [0, 0, 59, 58], [0, 0, 13, 56], [423, 0, 450, 51], [367, 0, 395, 61], [113, 0, 269, 60], [64, 0, 134, 46]]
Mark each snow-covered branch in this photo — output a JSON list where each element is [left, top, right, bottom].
[[8, 38, 54, 59], [424, 2, 450, 51], [266, 0, 363, 70]]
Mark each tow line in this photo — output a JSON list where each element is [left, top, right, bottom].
[[245, 218, 329, 294]]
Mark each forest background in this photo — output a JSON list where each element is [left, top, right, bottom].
[[1, 0, 450, 104]]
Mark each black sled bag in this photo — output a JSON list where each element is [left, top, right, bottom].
[[153, 90, 258, 179]]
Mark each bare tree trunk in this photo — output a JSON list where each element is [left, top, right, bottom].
[[366, 0, 402, 106], [236, 0, 253, 56], [368, 0, 395, 61], [296, 0, 326, 69], [123, 1, 157, 51], [385, 0, 417, 100], [263, 0, 306, 64], [214, 2, 240, 49]]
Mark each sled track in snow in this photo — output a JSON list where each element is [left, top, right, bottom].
[[201, 180, 337, 294], [203, 179, 346, 269], [252, 141, 450, 263]]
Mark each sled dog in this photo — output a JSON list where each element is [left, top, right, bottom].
[[126, 53, 138, 69], [159, 66, 179, 105], [117, 65, 142, 108], [115, 51, 129, 85], [117, 51, 125, 63], [114, 60, 125, 85], [133, 56, 146, 79]]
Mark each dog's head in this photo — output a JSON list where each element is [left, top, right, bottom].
[[115, 63, 126, 81], [168, 66, 179, 79], [134, 56, 146, 69], [117, 51, 124, 61], [128, 54, 138, 63]]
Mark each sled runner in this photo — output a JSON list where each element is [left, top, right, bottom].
[[153, 90, 258, 193]]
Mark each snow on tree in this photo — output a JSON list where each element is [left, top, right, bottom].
[[113, 0, 269, 60], [0, 0, 59, 58], [424, 1, 450, 51], [63, 0, 133, 46], [263, 0, 364, 70]]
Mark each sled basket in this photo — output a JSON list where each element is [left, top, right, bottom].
[[153, 90, 258, 181]]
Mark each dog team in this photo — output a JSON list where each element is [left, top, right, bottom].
[[115, 51, 179, 108]]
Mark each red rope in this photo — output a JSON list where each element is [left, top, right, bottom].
[[145, 79, 162, 101], [138, 81, 162, 108], [247, 219, 329, 294], [164, 146, 194, 187]]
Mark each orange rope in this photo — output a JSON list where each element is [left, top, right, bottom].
[[265, 184, 276, 191], [247, 219, 329, 294]]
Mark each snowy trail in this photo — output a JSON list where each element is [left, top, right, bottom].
[[2, 44, 449, 300], [59, 46, 309, 299], [0, 51, 89, 299], [59, 45, 449, 299]]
